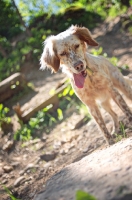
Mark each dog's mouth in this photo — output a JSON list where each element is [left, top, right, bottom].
[[73, 69, 87, 89]]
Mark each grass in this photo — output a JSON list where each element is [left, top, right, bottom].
[[2, 185, 20, 200], [0, 104, 11, 132], [114, 121, 127, 142], [76, 190, 97, 200]]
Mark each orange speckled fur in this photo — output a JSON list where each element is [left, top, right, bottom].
[[40, 25, 132, 145]]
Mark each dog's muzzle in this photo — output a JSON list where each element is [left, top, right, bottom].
[[81, 70, 87, 77], [74, 61, 84, 72]]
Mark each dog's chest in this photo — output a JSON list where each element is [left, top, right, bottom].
[[71, 73, 111, 104]]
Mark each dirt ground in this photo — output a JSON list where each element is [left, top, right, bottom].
[[0, 13, 132, 200]]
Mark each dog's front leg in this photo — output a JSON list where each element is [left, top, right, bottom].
[[88, 104, 114, 145]]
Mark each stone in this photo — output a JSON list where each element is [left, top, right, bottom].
[[19, 163, 38, 175], [34, 137, 132, 200], [3, 165, 13, 173], [2, 140, 14, 151], [40, 151, 57, 162], [2, 179, 8, 184], [0, 167, 4, 177], [14, 176, 25, 187]]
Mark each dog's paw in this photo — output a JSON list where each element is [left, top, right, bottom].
[[106, 138, 115, 146]]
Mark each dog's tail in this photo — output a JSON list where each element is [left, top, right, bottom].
[[112, 66, 132, 100]]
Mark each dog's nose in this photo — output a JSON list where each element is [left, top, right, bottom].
[[74, 61, 84, 71]]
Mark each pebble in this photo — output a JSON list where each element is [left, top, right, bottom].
[[14, 176, 25, 187], [0, 167, 4, 177], [3, 165, 13, 173], [60, 149, 66, 155], [11, 161, 20, 167], [53, 141, 62, 149], [2, 140, 14, 151], [19, 163, 38, 175], [40, 151, 57, 162], [2, 179, 8, 184]]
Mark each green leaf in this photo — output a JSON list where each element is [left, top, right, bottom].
[[62, 87, 70, 96], [57, 108, 63, 120], [4, 107, 10, 113], [43, 104, 53, 112], [3, 185, 20, 200], [76, 190, 97, 200], [0, 104, 3, 111], [69, 89, 74, 96]]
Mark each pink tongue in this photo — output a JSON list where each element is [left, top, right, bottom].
[[73, 73, 85, 88]]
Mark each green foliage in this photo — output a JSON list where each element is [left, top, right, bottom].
[[2, 185, 20, 200], [119, 121, 127, 138], [18, 0, 46, 22], [57, 108, 63, 120], [0, 0, 22, 39], [0, 104, 11, 128], [0, 0, 131, 81], [114, 122, 127, 142], [76, 190, 97, 200], [91, 47, 103, 56], [91, 47, 119, 66], [14, 84, 85, 141], [128, 26, 132, 34], [51, 0, 129, 19], [14, 124, 32, 141]]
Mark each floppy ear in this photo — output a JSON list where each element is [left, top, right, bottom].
[[40, 37, 60, 73], [72, 26, 98, 47]]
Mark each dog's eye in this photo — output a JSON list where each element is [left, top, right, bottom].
[[75, 44, 79, 49], [60, 52, 66, 56]]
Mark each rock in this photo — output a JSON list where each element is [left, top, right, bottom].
[[34, 137, 132, 200], [0, 167, 4, 177], [43, 162, 52, 169], [35, 142, 45, 151], [53, 141, 62, 149], [2, 179, 8, 184], [26, 163, 37, 169], [2, 140, 14, 151], [11, 161, 20, 167], [23, 154, 28, 160], [14, 176, 25, 187], [59, 149, 66, 155], [2, 173, 9, 179], [3, 165, 13, 173], [19, 163, 39, 175], [40, 151, 58, 162]]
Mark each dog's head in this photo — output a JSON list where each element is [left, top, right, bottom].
[[40, 25, 98, 88]]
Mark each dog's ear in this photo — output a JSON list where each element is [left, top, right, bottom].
[[40, 37, 60, 73], [72, 26, 98, 47]]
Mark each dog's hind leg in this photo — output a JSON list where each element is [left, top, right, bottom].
[[88, 103, 114, 145], [110, 86, 132, 122]]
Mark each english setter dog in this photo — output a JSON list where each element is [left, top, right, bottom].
[[40, 25, 132, 145]]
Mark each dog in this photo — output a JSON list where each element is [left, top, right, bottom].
[[40, 25, 132, 145]]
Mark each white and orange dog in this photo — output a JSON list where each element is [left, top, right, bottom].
[[40, 25, 132, 145]]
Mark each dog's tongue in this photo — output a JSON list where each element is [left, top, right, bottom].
[[73, 73, 85, 88]]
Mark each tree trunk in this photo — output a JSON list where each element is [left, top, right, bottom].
[[0, 44, 7, 58], [121, 0, 130, 7], [11, 0, 32, 37]]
